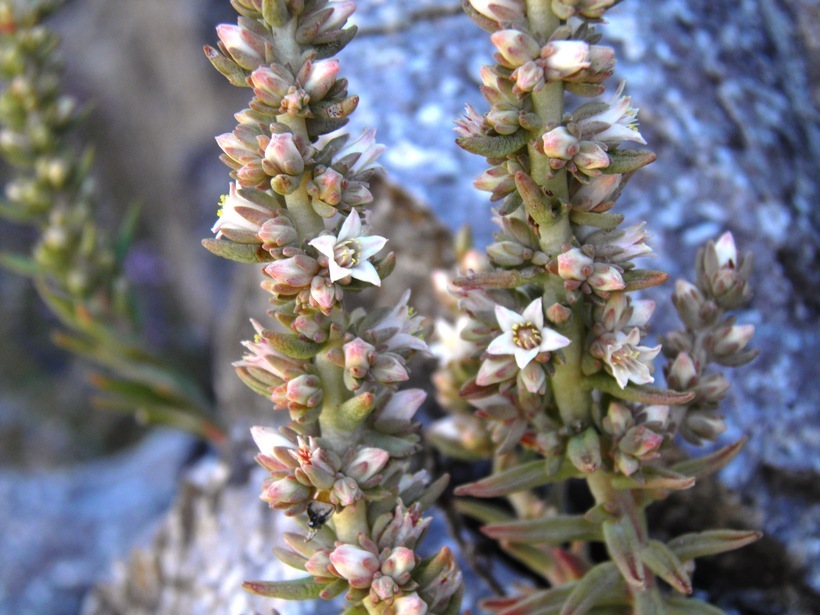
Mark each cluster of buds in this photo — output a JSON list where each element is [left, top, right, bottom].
[[664, 232, 757, 444], [204, 2, 462, 612], [428, 2, 760, 613], [0, 0, 120, 303]]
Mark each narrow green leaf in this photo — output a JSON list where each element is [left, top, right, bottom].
[[319, 578, 348, 600], [454, 459, 580, 497], [456, 129, 530, 157], [201, 238, 268, 263], [262, 0, 288, 26], [622, 269, 669, 291], [453, 498, 513, 525], [610, 466, 696, 491], [664, 596, 728, 615], [414, 473, 450, 512], [261, 329, 323, 359], [242, 577, 325, 600], [114, 202, 141, 266], [483, 514, 602, 544], [583, 374, 696, 405], [602, 517, 645, 589], [515, 170, 566, 229], [670, 438, 746, 480], [604, 149, 656, 174], [569, 210, 624, 229], [560, 562, 620, 615], [0, 252, 42, 277], [336, 392, 375, 428], [640, 540, 692, 595], [272, 547, 307, 571], [668, 529, 762, 562]]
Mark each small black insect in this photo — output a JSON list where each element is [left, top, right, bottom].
[[305, 500, 335, 541]]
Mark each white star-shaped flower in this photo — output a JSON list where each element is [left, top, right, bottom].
[[486, 298, 571, 369], [309, 210, 387, 286]]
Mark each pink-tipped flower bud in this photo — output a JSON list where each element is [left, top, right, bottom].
[[305, 549, 333, 578], [285, 374, 323, 408], [587, 263, 626, 291], [485, 105, 521, 135], [382, 547, 417, 585], [541, 40, 590, 79], [309, 276, 341, 314], [264, 132, 305, 176], [570, 173, 621, 211], [469, 0, 526, 23], [264, 255, 319, 289], [603, 402, 632, 437], [301, 59, 340, 102], [667, 352, 697, 390], [620, 425, 664, 459], [258, 216, 298, 247], [573, 142, 610, 174], [711, 323, 755, 356], [331, 476, 363, 506], [512, 60, 545, 94], [251, 65, 293, 108], [343, 338, 376, 379], [216, 23, 266, 70], [557, 247, 594, 281], [588, 44, 617, 75], [542, 126, 580, 160], [371, 575, 399, 602], [372, 353, 410, 385], [346, 447, 390, 486], [713, 231, 738, 269], [491, 29, 541, 69], [698, 373, 731, 404], [310, 167, 345, 206], [261, 475, 312, 507], [392, 593, 429, 615], [329, 544, 380, 588], [316, 1, 356, 35]]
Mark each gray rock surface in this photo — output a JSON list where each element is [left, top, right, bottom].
[[0, 0, 817, 613]]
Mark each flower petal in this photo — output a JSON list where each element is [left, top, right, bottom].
[[338, 209, 362, 241], [521, 298, 544, 329], [486, 330, 516, 356], [309, 235, 337, 258], [358, 235, 388, 259], [513, 346, 539, 369], [350, 261, 381, 286], [539, 329, 571, 352], [328, 259, 351, 282], [494, 304, 523, 332]]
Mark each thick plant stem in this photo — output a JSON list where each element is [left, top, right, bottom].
[[524, 2, 592, 427], [588, 471, 666, 615], [316, 349, 353, 450], [278, 114, 325, 239], [332, 498, 368, 545]]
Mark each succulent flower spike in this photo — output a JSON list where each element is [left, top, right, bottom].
[[431, 1, 760, 612], [202, 2, 460, 612]]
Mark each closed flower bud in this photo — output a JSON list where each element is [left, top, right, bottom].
[[315, 0, 356, 35], [620, 425, 663, 459], [257, 215, 295, 248], [476, 356, 518, 386], [542, 126, 580, 159], [285, 374, 323, 407], [263, 132, 305, 176], [512, 59, 545, 94], [573, 142, 610, 174], [329, 544, 380, 588], [305, 550, 333, 578], [711, 323, 754, 356], [371, 575, 399, 601], [486, 105, 521, 135], [310, 275, 341, 314], [474, 164, 516, 196], [392, 592, 429, 615], [587, 263, 625, 291], [216, 23, 266, 70], [309, 167, 344, 206], [698, 373, 731, 404], [570, 173, 621, 211], [301, 59, 340, 102], [487, 240, 533, 266], [588, 44, 616, 74], [541, 40, 590, 79], [343, 337, 376, 379], [346, 447, 390, 485], [490, 29, 541, 69], [250, 64, 293, 108], [469, 0, 526, 23], [382, 547, 416, 584], [332, 476, 364, 506], [557, 247, 594, 280], [673, 279, 716, 330], [603, 402, 632, 437], [667, 351, 697, 390], [567, 426, 601, 473], [372, 353, 410, 385], [261, 475, 312, 507], [264, 255, 319, 288], [684, 409, 726, 442]]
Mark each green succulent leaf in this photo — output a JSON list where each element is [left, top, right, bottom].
[[482, 514, 603, 544], [242, 577, 326, 600], [640, 540, 693, 595], [456, 129, 530, 157], [669, 529, 762, 562], [454, 458, 581, 498]]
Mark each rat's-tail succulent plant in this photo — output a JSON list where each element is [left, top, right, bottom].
[[201, 1, 462, 612], [0, 0, 219, 440], [427, 1, 761, 612]]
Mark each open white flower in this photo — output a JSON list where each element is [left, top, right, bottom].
[[487, 298, 571, 369], [309, 210, 387, 286]]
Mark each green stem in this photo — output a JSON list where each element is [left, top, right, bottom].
[[587, 471, 666, 615], [316, 348, 358, 451], [523, 2, 592, 426], [331, 498, 368, 545]]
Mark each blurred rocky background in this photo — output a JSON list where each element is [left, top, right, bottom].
[[0, 0, 817, 613]]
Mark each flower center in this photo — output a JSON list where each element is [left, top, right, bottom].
[[610, 346, 640, 365], [334, 239, 361, 268], [512, 322, 541, 350]]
